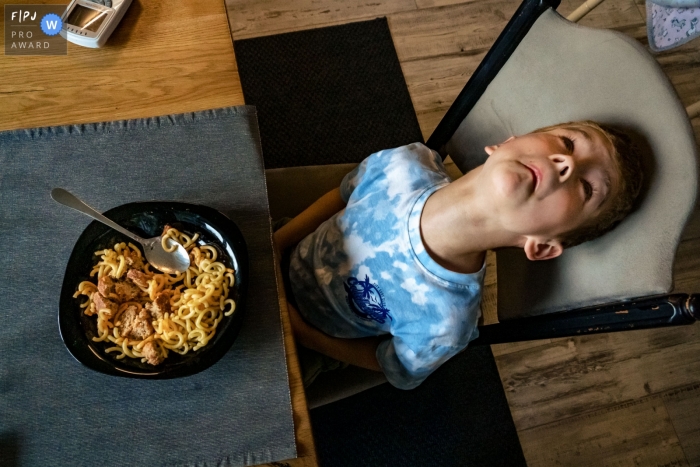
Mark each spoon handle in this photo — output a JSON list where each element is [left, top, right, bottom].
[[51, 188, 145, 244]]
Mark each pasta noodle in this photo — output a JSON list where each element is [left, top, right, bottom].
[[74, 227, 236, 365]]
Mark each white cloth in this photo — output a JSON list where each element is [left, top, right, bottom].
[[647, 0, 700, 52]]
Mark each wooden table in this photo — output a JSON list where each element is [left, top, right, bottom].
[[0, 1, 317, 466]]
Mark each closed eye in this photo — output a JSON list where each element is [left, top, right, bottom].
[[582, 179, 594, 202], [560, 136, 575, 154]]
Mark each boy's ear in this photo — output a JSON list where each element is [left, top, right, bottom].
[[523, 237, 564, 261], [484, 136, 515, 156]]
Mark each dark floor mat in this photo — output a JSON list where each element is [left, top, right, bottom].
[[234, 18, 424, 169], [310, 345, 526, 467]]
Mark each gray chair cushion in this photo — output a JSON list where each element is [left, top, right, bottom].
[[446, 9, 698, 320]]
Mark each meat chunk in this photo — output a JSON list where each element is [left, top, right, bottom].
[[119, 304, 154, 340], [122, 248, 143, 266], [127, 269, 150, 288], [141, 341, 164, 366], [123, 247, 138, 266], [97, 276, 141, 301], [92, 292, 118, 318], [114, 280, 140, 301], [98, 276, 116, 298], [148, 291, 171, 320], [189, 247, 206, 268]]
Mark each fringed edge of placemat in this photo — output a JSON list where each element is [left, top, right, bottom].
[[3, 105, 257, 140]]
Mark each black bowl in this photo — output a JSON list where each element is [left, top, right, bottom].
[[58, 202, 248, 379]]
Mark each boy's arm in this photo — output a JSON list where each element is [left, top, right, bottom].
[[287, 301, 384, 372], [273, 187, 346, 252]]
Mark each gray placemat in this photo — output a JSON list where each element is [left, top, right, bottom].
[[0, 106, 297, 467]]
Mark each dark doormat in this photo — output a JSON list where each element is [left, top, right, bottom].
[[233, 18, 424, 168], [310, 345, 526, 467]]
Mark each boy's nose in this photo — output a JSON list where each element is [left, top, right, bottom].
[[550, 154, 575, 183]]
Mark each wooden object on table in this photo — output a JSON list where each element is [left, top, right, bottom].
[[566, 0, 606, 22], [0, 1, 317, 466], [689, 100, 700, 119], [266, 260, 318, 467]]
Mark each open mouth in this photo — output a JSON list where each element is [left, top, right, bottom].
[[522, 163, 540, 191]]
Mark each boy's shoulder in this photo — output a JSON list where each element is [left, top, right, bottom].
[[371, 142, 441, 166], [341, 143, 450, 204], [358, 143, 447, 187]]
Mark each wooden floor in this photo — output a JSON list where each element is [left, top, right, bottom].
[[224, 0, 700, 465]]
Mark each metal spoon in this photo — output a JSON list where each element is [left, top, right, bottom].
[[51, 188, 191, 274]]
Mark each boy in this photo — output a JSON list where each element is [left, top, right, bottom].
[[274, 120, 643, 390]]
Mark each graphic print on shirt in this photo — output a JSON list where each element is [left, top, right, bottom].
[[344, 275, 393, 323]]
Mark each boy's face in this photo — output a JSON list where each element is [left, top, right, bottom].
[[479, 125, 620, 254]]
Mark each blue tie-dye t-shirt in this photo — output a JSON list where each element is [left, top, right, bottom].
[[289, 143, 485, 389]]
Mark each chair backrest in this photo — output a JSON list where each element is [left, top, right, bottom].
[[444, 8, 698, 320]]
